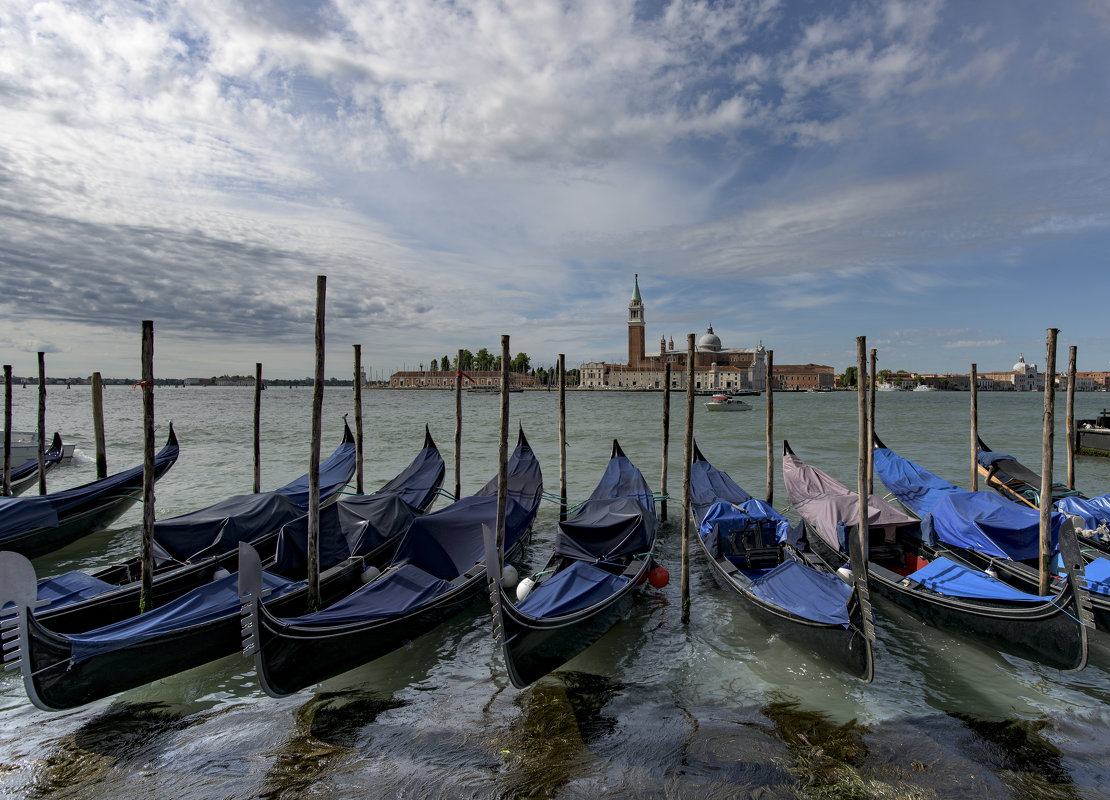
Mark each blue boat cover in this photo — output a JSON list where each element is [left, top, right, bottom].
[[874, 446, 964, 516], [977, 451, 1015, 468], [929, 491, 1062, 561], [699, 499, 792, 558], [0, 435, 179, 543], [1083, 557, 1110, 596], [273, 493, 419, 575], [552, 453, 656, 563], [747, 559, 852, 627], [906, 557, 1054, 602], [689, 456, 752, 524], [516, 560, 630, 617], [153, 432, 356, 562], [1056, 494, 1110, 529], [281, 563, 455, 626], [273, 433, 542, 627], [875, 443, 1063, 561], [67, 571, 302, 663], [272, 436, 443, 575], [37, 570, 119, 607]]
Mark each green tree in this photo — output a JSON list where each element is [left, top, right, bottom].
[[510, 352, 531, 373], [474, 348, 493, 371], [429, 357, 439, 372], [442, 355, 451, 373], [840, 366, 858, 387], [459, 349, 474, 371]]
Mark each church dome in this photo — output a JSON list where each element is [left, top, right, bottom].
[[698, 325, 722, 352], [1013, 354, 1027, 372]]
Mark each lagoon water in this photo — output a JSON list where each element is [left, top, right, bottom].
[[3, 385, 1110, 798]]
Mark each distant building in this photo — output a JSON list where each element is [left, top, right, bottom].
[[772, 364, 835, 391], [389, 370, 535, 389], [579, 275, 780, 391]]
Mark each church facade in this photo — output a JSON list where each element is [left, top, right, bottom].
[[580, 275, 768, 391]]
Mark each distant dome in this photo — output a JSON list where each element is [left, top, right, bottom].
[[698, 325, 722, 352], [1013, 354, 1027, 372]]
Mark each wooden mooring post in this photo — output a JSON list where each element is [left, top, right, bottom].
[[495, 336, 511, 555], [1039, 328, 1058, 595], [140, 321, 156, 613], [253, 362, 263, 494], [454, 348, 463, 502], [2, 364, 11, 496], [92, 371, 108, 480], [856, 337, 870, 568], [867, 348, 876, 495], [660, 362, 671, 523], [36, 352, 46, 495], [353, 346, 365, 495], [970, 363, 978, 491], [559, 353, 568, 522], [1067, 345, 1077, 490], [307, 276, 326, 611], [765, 349, 774, 504], [680, 333, 694, 625]]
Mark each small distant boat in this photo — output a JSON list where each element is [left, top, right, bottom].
[[0, 427, 179, 559], [3, 431, 75, 464], [704, 394, 751, 412], [876, 383, 900, 392], [912, 385, 936, 392], [6, 433, 65, 496]]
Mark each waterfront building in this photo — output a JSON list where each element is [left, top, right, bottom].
[[579, 275, 776, 391]]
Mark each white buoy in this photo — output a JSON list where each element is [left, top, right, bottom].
[[212, 567, 231, 581], [985, 564, 998, 580], [836, 566, 853, 583], [360, 565, 381, 584], [516, 576, 535, 602], [501, 564, 519, 590]]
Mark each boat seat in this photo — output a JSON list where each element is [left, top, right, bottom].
[[621, 560, 644, 578]]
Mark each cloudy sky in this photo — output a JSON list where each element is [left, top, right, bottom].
[[2, 0, 1108, 380]]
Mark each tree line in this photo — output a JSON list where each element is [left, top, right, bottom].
[[424, 351, 578, 386]]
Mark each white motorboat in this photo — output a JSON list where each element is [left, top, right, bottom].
[[2, 430, 75, 463], [704, 394, 752, 412]]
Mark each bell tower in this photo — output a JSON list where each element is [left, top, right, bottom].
[[628, 273, 645, 366]]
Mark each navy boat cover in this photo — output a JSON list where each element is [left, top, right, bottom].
[[1056, 494, 1110, 529], [66, 571, 302, 663], [552, 451, 655, 563], [905, 556, 1052, 602], [874, 443, 1063, 561], [977, 450, 1016, 469], [0, 434, 179, 544], [747, 559, 852, 627], [37, 570, 119, 608], [698, 499, 795, 557], [153, 430, 356, 562], [516, 560, 631, 617], [1083, 557, 1110, 596], [689, 453, 752, 523], [273, 433, 542, 628]]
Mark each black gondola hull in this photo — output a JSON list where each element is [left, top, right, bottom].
[[498, 574, 642, 689], [807, 532, 1087, 671], [251, 576, 484, 697], [698, 538, 873, 682], [18, 561, 366, 711]]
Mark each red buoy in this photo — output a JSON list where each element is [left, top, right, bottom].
[[648, 565, 669, 588]]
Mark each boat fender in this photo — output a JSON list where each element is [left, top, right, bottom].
[[360, 565, 381, 584], [212, 567, 231, 582], [501, 564, 519, 591], [836, 566, 853, 583], [648, 564, 669, 588], [516, 576, 535, 602]]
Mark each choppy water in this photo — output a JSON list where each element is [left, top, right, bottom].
[[3, 385, 1110, 799]]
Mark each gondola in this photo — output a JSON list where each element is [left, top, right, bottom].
[[0, 426, 179, 559], [783, 440, 1089, 672], [688, 442, 873, 681], [20, 422, 358, 635], [873, 435, 1105, 632], [977, 435, 1110, 557], [0, 428, 442, 711], [489, 440, 657, 688], [5, 432, 64, 496], [241, 426, 543, 697]]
